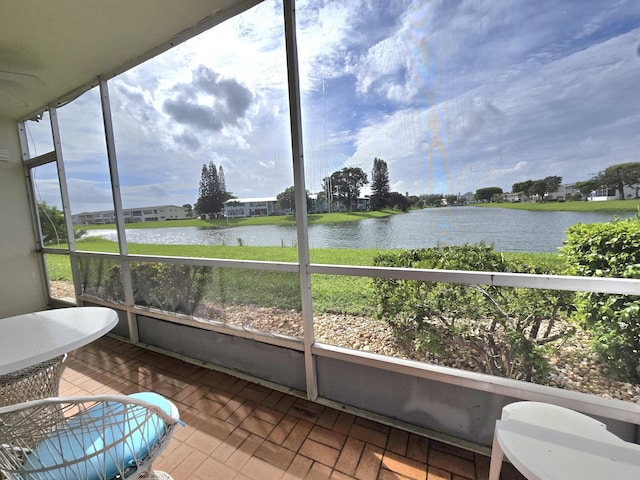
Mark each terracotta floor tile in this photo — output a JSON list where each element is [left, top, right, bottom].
[[349, 423, 388, 449], [191, 395, 225, 416], [382, 450, 427, 480], [225, 433, 264, 471], [407, 434, 429, 464], [282, 454, 314, 479], [211, 428, 250, 463], [308, 425, 347, 450], [430, 440, 475, 461], [168, 448, 209, 480], [62, 338, 494, 480], [255, 440, 296, 470], [428, 449, 475, 479], [253, 403, 286, 425], [330, 471, 355, 480], [288, 401, 324, 422], [427, 466, 452, 480], [378, 468, 411, 480], [193, 457, 239, 479], [184, 427, 225, 455], [353, 417, 390, 433], [268, 414, 299, 445], [282, 419, 314, 451], [306, 461, 333, 480], [238, 383, 273, 403], [316, 407, 339, 429], [334, 437, 365, 476], [354, 443, 384, 480], [274, 393, 298, 413], [227, 399, 259, 426], [241, 456, 286, 480], [387, 428, 410, 456], [239, 413, 277, 438], [332, 412, 356, 435], [262, 389, 285, 409], [474, 453, 491, 480], [299, 438, 340, 467]]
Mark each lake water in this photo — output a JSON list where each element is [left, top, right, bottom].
[[85, 207, 633, 252]]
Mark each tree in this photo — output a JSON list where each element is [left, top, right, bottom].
[[370, 157, 390, 210], [598, 162, 640, 199], [37, 201, 85, 245], [277, 186, 311, 214], [195, 161, 227, 216], [388, 192, 410, 211], [540, 175, 562, 200], [512, 176, 561, 201], [445, 194, 458, 205], [182, 204, 193, 217], [475, 187, 503, 202], [512, 180, 534, 194], [420, 194, 443, 207], [322, 167, 368, 212], [218, 165, 226, 196], [574, 180, 599, 201]]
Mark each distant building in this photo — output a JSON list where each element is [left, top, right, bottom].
[[72, 205, 186, 225], [504, 192, 524, 202], [356, 197, 370, 211], [504, 182, 639, 203], [223, 197, 283, 218]]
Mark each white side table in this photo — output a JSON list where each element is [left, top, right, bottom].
[[0, 307, 118, 376], [489, 401, 640, 480]]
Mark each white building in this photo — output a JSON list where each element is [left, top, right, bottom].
[[223, 197, 281, 218], [72, 205, 186, 225]]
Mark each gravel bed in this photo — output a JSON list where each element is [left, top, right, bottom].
[[51, 281, 640, 402]]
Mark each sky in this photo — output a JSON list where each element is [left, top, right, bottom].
[[26, 0, 640, 214]]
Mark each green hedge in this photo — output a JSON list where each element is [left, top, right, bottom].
[[561, 216, 640, 382], [372, 244, 574, 381]]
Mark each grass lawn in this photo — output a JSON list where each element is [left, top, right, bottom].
[[78, 209, 401, 231], [46, 237, 563, 316], [475, 198, 640, 212]]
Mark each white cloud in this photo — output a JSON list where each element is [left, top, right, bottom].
[[27, 0, 640, 213]]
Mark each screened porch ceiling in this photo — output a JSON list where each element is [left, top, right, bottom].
[[0, 0, 259, 121]]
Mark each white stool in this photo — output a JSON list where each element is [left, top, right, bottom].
[[489, 401, 640, 480]]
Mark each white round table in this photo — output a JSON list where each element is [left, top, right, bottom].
[[0, 307, 118, 376], [489, 401, 640, 480]]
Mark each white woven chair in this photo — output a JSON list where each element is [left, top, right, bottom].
[[0, 393, 182, 480], [0, 355, 67, 406]]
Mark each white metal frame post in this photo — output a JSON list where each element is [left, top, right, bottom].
[[48, 106, 83, 300], [17, 122, 51, 302], [100, 79, 138, 342], [283, 0, 317, 400]]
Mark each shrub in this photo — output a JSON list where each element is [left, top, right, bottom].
[[102, 263, 210, 315], [561, 216, 640, 382], [372, 244, 574, 381]]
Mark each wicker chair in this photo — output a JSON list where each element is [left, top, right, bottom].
[[0, 393, 182, 480], [0, 355, 67, 406]]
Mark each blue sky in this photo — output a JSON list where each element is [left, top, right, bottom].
[[26, 0, 640, 214]]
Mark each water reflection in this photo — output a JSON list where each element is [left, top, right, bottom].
[[85, 207, 632, 252]]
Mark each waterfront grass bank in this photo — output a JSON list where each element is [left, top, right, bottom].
[[46, 238, 563, 316], [475, 198, 640, 212], [78, 209, 401, 230]]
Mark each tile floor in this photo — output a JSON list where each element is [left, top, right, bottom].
[[60, 335, 525, 480]]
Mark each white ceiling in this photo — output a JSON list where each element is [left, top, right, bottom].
[[0, 0, 259, 120]]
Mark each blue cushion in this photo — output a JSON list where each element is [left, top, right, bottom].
[[23, 392, 174, 480]]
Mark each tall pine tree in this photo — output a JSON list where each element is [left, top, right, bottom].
[[195, 161, 226, 216], [370, 157, 390, 210]]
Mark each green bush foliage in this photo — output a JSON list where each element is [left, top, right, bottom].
[[372, 244, 574, 381], [101, 263, 210, 315], [561, 216, 640, 382], [80, 257, 301, 315]]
